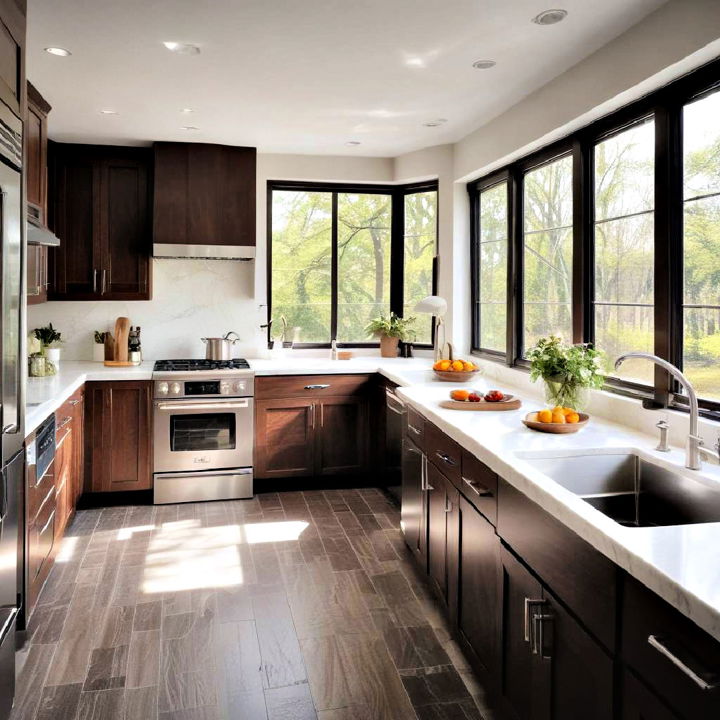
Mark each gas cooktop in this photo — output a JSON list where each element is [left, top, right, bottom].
[[153, 359, 251, 372]]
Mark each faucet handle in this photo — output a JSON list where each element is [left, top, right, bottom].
[[656, 420, 669, 429], [655, 420, 670, 453]]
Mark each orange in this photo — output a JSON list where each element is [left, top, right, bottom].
[[433, 360, 443, 370], [451, 389, 470, 401], [451, 360, 464, 372], [438, 360, 451, 371], [566, 412, 580, 424], [537, 409, 553, 423], [551, 410, 566, 424], [562, 407, 574, 417], [462, 361, 475, 372]]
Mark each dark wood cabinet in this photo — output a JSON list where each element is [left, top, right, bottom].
[[622, 669, 679, 720], [0, 0, 25, 118], [49, 143, 152, 300], [54, 415, 73, 540], [400, 436, 426, 569], [255, 398, 315, 479], [455, 495, 499, 680], [85, 381, 152, 492], [153, 142, 256, 250], [26, 243, 48, 305], [254, 376, 370, 480]]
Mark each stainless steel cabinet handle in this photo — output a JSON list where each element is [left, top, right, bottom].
[[155, 400, 249, 411], [93, 268, 98, 293], [524, 598, 544, 643], [408, 423, 422, 436], [101, 269, 107, 295], [305, 384, 330, 390], [435, 451, 457, 467], [648, 635, 720, 690], [68, 399, 81, 406], [444, 497, 453, 513], [533, 613, 553, 658], [421, 455, 434, 491], [462, 476, 493, 497], [57, 415, 73, 432], [311, 404, 316, 430]]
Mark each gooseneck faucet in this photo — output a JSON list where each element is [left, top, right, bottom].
[[614, 352, 702, 470]]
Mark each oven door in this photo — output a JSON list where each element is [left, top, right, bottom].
[[153, 398, 253, 473]]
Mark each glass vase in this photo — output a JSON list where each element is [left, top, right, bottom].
[[543, 376, 588, 411]]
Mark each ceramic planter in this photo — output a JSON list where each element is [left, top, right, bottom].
[[380, 335, 399, 358]]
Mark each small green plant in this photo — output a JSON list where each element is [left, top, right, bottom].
[[526, 335, 605, 409], [365, 312, 417, 342], [33, 323, 62, 348], [94, 330, 107, 344]]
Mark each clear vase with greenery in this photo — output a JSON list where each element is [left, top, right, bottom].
[[365, 312, 416, 358], [526, 335, 604, 410]]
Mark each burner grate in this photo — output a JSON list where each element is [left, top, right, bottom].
[[153, 358, 251, 372]]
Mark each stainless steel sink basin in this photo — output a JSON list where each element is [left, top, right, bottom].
[[527, 452, 720, 527]]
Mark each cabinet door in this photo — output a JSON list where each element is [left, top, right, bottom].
[[0, 2, 24, 117], [49, 145, 101, 298], [54, 420, 73, 538], [86, 381, 152, 492], [100, 150, 151, 299], [427, 462, 449, 603], [26, 243, 47, 305], [498, 547, 546, 720], [543, 592, 614, 720], [456, 495, 499, 677], [401, 436, 426, 569], [255, 398, 315, 479], [622, 669, 679, 720], [70, 388, 85, 502], [315, 396, 368, 475], [26, 89, 47, 215]]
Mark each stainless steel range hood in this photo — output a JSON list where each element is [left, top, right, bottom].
[[153, 243, 255, 260], [27, 219, 60, 247]]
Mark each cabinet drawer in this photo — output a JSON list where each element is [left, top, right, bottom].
[[460, 450, 497, 526], [622, 575, 720, 718], [256, 374, 370, 399], [498, 478, 617, 652], [425, 422, 462, 484], [29, 487, 55, 583], [405, 407, 425, 449], [28, 460, 54, 522]]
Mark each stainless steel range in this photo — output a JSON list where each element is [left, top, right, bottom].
[[152, 359, 254, 504]]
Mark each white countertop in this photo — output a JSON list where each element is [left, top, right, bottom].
[[396, 378, 720, 643], [24, 357, 720, 640]]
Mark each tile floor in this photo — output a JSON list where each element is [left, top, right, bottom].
[[11, 489, 492, 719]]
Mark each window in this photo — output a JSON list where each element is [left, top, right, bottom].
[[269, 182, 437, 347], [468, 58, 720, 416], [682, 88, 720, 401], [593, 119, 655, 384], [523, 155, 573, 353], [477, 182, 508, 353], [403, 190, 437, 345]]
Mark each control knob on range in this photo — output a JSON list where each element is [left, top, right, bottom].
[[170, 382, 181, 395], [157, 381, 169, 395], [234, 381, 246, 393], [220, 381, 230, 395]]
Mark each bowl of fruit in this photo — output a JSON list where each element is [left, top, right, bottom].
[[432, 357, 480, 381], [523, 406, 589, 434]]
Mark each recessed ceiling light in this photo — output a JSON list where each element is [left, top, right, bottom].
[[44, 47, 71, 57], [345, 141, 361, 146], [181, 108, 194, 113], [405, 57, 425, 69], [181, 125, 199, 131], [99, 109, 118, 115], [472, 59, 496, 70], [163, 41, 201, 55], [423, 118, 448, 128], [532, 8, 568, 25]]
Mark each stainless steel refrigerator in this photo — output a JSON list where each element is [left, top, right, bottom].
[[0, 97, 25, 720]]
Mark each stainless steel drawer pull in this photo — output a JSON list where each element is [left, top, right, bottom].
[[647, 635, 720, 691], [68, 399, 81, 406], [305, 384, 330, 390], [444, 498, 453, 513], [524, 598, 544, 643], [156, 400, 249, 411], [408, 423, 422, 436], [533, 613, 553, 658], [435, 451, 457, 467], [462, 476, 493, 497]]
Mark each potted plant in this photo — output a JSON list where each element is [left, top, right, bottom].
[[93, 331, 107, 362], [33, 323, 63, 367], [526, 335, 605, 410], [366, 312, 416, 358]]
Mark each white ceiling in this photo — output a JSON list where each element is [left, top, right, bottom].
[[27, 0, 667, 156]]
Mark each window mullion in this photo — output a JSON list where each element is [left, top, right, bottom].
[[572, 139, 587, 344], [390, 190, 404, 317], [509, 167, 522, 366], [330, 191, 339, 343]]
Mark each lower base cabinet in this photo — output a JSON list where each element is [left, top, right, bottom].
[[426, 461, 458, 608], [400, 436, 427, 569], [622, 669, 679, 720], [85, 381, 152, 492]]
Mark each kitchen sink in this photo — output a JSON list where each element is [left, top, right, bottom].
[[525, 452, 720, 527]]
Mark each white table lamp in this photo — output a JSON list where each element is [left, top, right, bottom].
[[414, 295, 447, 362]]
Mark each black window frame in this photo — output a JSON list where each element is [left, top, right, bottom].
[[267, 179, 438, 349], [468, 56, 720, 420]]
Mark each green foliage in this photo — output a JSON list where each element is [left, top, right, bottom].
[[527, 336, 605, 388], [33, 323, 62, 347], [94, 331, 107, 344], [365, 312, 416, 341]]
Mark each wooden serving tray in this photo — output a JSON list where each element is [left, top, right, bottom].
[[439, 395, 521, 411], [434, 370, 481, 382], [104, 361, 141, 367], [523, 411, 589, 433]]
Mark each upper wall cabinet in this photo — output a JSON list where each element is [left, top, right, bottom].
[[153, 142, 256, 257], [26, 81, 49, 224], [0, 0, 25, 118], [48, 143, 152, 301]]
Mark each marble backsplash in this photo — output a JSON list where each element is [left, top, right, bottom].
[[27, 258, 267, 361]]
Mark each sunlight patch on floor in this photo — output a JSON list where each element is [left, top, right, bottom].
[[117, 524, 156, 541], [243, 520, 309, 544], [142, 519, 243, 593], [54, 535, 78, 563]]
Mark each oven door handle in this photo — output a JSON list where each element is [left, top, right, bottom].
[[154, 400, 250, 411]]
